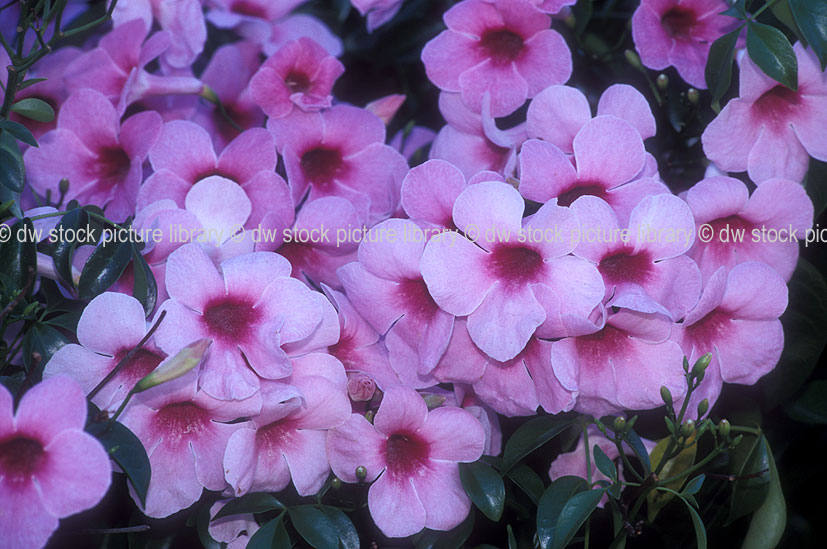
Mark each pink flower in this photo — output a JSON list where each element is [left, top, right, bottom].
[[326, 385, 485, 537], [527, 84, 657, 152], [269, 105, 409, 224], [0, 377, 111, 549], [632, 0, 738, 88], [250, 37, 344, 119], [192, 41, 265, 150], [208, 499, 260, 549], [277, 197, 361, 289], [702, 43, 827, 183], [531, 0, 576, 14], [223, 354, 350, 496], [265, 14, 343, 57], [683, 176, 813, 281], [421, 180, 604, 362], [338, 219, 454, 378], [569, 194, 701, 319], [137, 122, 293, 249], [120, 371, 259, 517], [153, 244, 339, 400], [351, 0, 404, 32], [43, 293, 166, 410], [551, 308, 687, 416], [519, 116, 669, 224], [24, 89, 162, 221], [422, 0, 572, 116], [673, 262, 787, 414]]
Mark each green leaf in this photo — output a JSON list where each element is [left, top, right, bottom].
[[0, 131, 25, 192], [502, 416, 574, 472], [786, 379, 827, 423], [742, 439, 785, 549], [552, 489, 605, 549], [804, 158, 827, 217], [131, 249, 157, 317], [573, 0, 592, 37], [415, 512, 474, 549], [0, 183, 23, 219], [211, 492, 284, 520], [78, 241, 133, 299], [22, 323, 68, 374], [772, 1, 807, 46], [706, 28, 742, 107], [721, 0, 747, 18], [460, 461, 506, 521], [0, 119, 38, 147], [51, 208, 89, 287], [680, 496, 708, 549], [248, 516, 290, 549], [593, 445, 617, 481], [507, 464, 545, 505], [507, 525, 517, 549], [647, 435, 698, 521], [288, 505, 338, 549], [537, 476, 587, 549], [319, 506, 359, 549], [683, 474, 705, 496], [0, 218, 37, 293], [10, 97, 55, 123], [746, 21, 798, 90], [86, 414, 151, 507], [194, 502, 222, 549], [17, 77, 48, 91], [789, 0, 827, 69], [624, 430, 651, 474], [727, 434, 771, 525]]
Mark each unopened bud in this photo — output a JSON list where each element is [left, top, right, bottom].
[[422, 393, 446, 410], [682, 356, 690, 373], [656, 74, 669, 91], [660, 385, 673, 406], [331, 477, 342, 490], [697, 399, 709, 418], [134, 338, 210, 392], [691, 353, 712, 377], [613, 417, 626, 432], [347, 373, 376, 402], [687, 88, 699, 105], [365, 94, 405, 125], [58, 178, 70, 195], [718, 419, 730, 438], [681, 420, 695, 437], [355, 466, 367, 481], [625, 49, 643, 69], [730, 434, 743, 448]]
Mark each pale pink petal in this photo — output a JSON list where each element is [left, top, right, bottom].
[[597, 84, 656, 139], [518, 139, 579, 203], [326, 414, 386, 482], [747, 126, 809, 183], [573, 116, 645, 186], [76, 292, 147, 355], [467, 284, 545, 362], [369, 472, 425, 537], [374, 385, 428, 436], [165, 244, 226, 311], [39, 430, 111, 517], [414, 461, 472, 532], [15, 377, 87, 443], [526, 85, 590, 151]]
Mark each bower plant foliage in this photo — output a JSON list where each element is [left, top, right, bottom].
[[1, 0, 826, 548]]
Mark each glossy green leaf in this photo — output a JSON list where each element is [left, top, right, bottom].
[[624, 430, 651, 474], [131, 249, 157, 317], [742, 439, 785, 549], [786, 380, 827, 423], [681, 496, 708, 549], [648, 435, 698, 521], [746, 21, 798, 90], [772, 1, 807, 45], [727, 435, 771, 525], [537, 476, 587, 549], [248, 516, 290, 549], [706, 28, 742, 107], [10, 97, 55, 123], [0, 184, 22, 219], [507, 464, 545, 505], [789, 0, 827, 69], [459, 461, 505, 521], [0, 132, 25, 192], [211, 493, 284, 520], [552, 489, 605, 549], [0, 219, 37, 293], [51, 208, 89, 287], [415, 512, 474, 549], [288, 505, 338, 549], [683, 474, 705, 496], [593, 445, 617, 481], [86, 415, 151, 507], [17, 77, 48, 91], [78, 241, 133, 299], [507, 525, 517, 549], [319, 506, 359, 549], [721, 0, 747, 18], [22, 323, 68, 374], [0, 119, 38, 147], [502, 416, 574, 472]]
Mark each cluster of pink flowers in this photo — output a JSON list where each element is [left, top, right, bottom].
[[2, 0, 821, 545]]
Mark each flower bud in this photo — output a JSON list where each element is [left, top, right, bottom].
[[613, 417, 626, 433], [660, 385, 673, 406], [624, 49, 643, 69], [134, 338, 210, 392], [682, 356, 690, 373], [680, 420, 695, 437], [347, 373, 376, 402], [730, 434, 743, 448], [355, 466, 367, 481], [687, 88, 699, 105], [331, 477, 342, 490], [58, 178, 70, 196], [718, 419, 730, 438], [423, 393, 446, 410], [656, 74, 669, 91], [691, 353, 712, 378], [697, 399, 709, 418]]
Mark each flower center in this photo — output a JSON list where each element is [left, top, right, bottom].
[[479, 28, 524, 64], [753, 85, 801, 130], [556, 183, 608, 207], [230, 0, 267, 18], [202, 297, 261, 342], [0, 436, 45, 483], [661, 7, 697, 38], [113, 348, 166, 386], [285, 71, 311, 94], [488, 244, 544, 285], [154, 402, 209, 447], [384, 432, 430, 476], [301, 147, 347, 187], [685, 310, 731, 349], [397, 278, 439, 320], [93, 146, 130, 186], [575, 325, 631, 365], [599, 250, 652, 285]]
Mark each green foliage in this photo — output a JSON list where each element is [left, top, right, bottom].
[[211, 493, 284, 520], [789, 0, 827, 69], [10, 97, 55, 123], [502, 416, 575, 473], [746, 21, 798, 90], [460, 461, 506, 521]]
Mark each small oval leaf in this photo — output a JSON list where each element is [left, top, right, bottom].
[[10, 97, 55, 123], [746, 21, 798, 90], [460, 461, 506, 522]]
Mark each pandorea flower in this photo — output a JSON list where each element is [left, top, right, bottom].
[[683, 176, 813, 281], [421, 180, 604, 362], [569, 194, 701, 319], [120, 372, 260, 517], [250, 37, 344, 118], [702, 43, 827, 183], [422, 0, 572, 116], [631, 0, 738, 88], [0, 377, 111, 549], [25, 88, 162, 221], [673, 262, 787, 414], [208, 499, 260, 548], [352, 0, 404, 32], [269, 105, 409, 224], [43, 293, 166, 410], [519, 116, 668, 224], [327, 385, 485, 538], [224, 354, 350, 496], [154, 245, 339, 400]]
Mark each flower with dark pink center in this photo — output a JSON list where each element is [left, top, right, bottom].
[[422, 0, 572, 117], [326, 385, 485, 538], [0, 377, 111, 549]]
